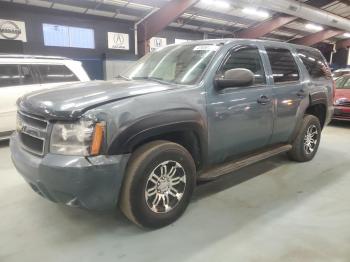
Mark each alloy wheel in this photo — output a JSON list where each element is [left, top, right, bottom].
[[145, 160, 186, 213]]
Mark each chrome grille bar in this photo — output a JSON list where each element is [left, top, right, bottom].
[[17, 111, 49, 156]]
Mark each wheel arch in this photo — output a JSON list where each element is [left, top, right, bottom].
[[107, 109, 208, 170], [306, 93, 327, 129]]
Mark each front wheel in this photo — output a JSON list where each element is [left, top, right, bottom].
[[288, 115, 321, 162], [119, 140, 196, 228]]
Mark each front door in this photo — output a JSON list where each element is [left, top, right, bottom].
[[206, 44, 274, 164]]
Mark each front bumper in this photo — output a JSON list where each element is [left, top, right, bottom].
[[333, 106, 350, 121], [10, 133, 130, 210]]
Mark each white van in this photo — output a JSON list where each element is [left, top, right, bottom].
[[0, 55, 90, 140]]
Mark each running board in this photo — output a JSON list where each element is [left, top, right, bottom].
[[198, 144, 292, 181]]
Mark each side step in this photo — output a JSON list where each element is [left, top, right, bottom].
[[198, 144, 292, 181]]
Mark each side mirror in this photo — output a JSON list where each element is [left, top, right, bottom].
[[215, 68, 254, 89]]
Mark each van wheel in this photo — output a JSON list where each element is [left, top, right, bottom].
[[288, 115, 321, 162], [119, 140, 196, 228]]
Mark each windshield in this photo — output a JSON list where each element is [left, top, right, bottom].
[[336, 76, 350, 89], [122, 44, 220, 85]]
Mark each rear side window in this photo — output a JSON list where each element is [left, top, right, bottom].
[[0, 65, 20, 87], [36, 64, 79, 83], [265, 47, 300, 83], [20, 65, 36, 85], [297, 49, 331, 80], [220, 45, 266, 85]]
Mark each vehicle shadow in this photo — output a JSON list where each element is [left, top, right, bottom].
[[55, 147, 347, 231], [0, 140, 9, 148], [329, 120, 350, 128]]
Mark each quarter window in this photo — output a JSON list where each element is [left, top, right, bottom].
[[0, 65, 20, 87], [220, 45, 266, 85], [36, 64, 79, 83], [265, 48, 300, 83], [297, 49, 331, 80]]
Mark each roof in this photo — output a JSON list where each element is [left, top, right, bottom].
[[0, 54, 71, 60], [172, 38, 322, 51]]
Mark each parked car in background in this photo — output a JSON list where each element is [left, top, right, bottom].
[[0, 55, 90, 140], [333, 74, 350, 121], [10, 39, 334, 228], [332, 68, 350, 80]]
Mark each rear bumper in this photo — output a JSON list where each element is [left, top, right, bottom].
[[332, 106, 350, 121], [10, 133, 130, 210]]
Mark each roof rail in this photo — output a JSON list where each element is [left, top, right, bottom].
[[0, 54, 72, 60]]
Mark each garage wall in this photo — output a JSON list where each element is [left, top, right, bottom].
[[0, 3, 137, 80], [0, 3, 208, 80]]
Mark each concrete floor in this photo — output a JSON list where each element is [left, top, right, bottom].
[[1, 122, 350, 262]]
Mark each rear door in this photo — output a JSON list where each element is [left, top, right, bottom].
[[262, 46, 308, 144]]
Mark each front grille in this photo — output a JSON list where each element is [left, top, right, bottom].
[[334, 109, 350, 117], [19, 132, 44, 155], [338, 101, 350, 107], [17, 111, 49, 156]]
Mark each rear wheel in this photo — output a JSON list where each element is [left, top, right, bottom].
[[119, 140, 196, 228], [288, 115, 321, 162]]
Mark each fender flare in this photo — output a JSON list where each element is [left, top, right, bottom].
[[107, 109, 207, 160], [289, 94, 327, 143]]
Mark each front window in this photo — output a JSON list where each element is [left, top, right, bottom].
[[122, 44, 220, 85]]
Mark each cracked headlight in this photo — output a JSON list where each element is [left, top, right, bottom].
[[50, 119, 105, 156]]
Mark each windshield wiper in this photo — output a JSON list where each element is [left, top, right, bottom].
[[133, 76, 165, 81], [115, 74, 131, 81]]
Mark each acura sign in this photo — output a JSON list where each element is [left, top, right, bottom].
[[0, 19, 27, 42], [108, 32, 129, 50]]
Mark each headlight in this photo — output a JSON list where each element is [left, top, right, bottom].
[[334, 97, 348, 106], [50, 119, 105, 156]]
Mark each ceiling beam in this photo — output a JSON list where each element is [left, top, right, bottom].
[[304, 0, 336, 8], [235, 15, 297, 39], [291, 29, 344, 46], [137, 0, 199, 55], [336, 38, 350, 49]]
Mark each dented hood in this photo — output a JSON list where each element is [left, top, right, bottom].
[[18, 80, 175, 120]]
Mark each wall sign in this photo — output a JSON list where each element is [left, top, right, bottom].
[[0, 19, 27, 42], [108, 32, 129, 50], [175, 38, 190, 44], [150, 37, 167, 51]]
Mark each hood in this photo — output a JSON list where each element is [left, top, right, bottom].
[[18, 80, 175, 120], [335, 88, 350, 101]]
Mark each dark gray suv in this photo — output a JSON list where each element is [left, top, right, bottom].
[[10, 39, 334, 228]]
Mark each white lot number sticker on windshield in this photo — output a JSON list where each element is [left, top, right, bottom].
[[193, 45, 219, 51]]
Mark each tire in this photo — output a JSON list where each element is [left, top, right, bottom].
[[288, 114, 322, 162], [119, 140, 196, 228]]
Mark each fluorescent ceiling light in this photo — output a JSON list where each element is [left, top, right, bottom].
[[200, 0, 230, 9], [242, 7, 269, 18], [343, 33, 350, 37], [305, 23, 324, 31]]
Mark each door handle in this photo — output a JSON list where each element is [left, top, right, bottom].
[[257, 95, 271, 105], [296, 89, 306, 98]]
